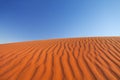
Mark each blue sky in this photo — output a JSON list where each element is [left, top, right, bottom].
[[0, 0, 120, 43]]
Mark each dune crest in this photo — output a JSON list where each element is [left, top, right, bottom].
[[0, 37, 120, 80]]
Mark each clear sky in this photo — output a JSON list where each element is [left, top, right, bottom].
[[0, 0, 120, 43]]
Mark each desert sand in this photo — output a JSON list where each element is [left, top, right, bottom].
[[0, 37, 120, 80]]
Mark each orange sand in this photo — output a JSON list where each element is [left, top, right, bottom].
[[0, 37, 120, 80]]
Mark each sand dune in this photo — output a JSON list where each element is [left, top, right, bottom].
[[0, 37, 120, 80]]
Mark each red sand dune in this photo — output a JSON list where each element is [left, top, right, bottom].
[[0, 37, 120, 80]]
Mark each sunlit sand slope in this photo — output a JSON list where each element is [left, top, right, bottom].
[[0, 37, 120, 80]]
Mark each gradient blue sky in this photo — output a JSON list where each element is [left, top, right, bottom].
[[0, 0, 120, 43]]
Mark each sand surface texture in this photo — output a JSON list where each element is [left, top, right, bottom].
[[0, 37, 120, 80]]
